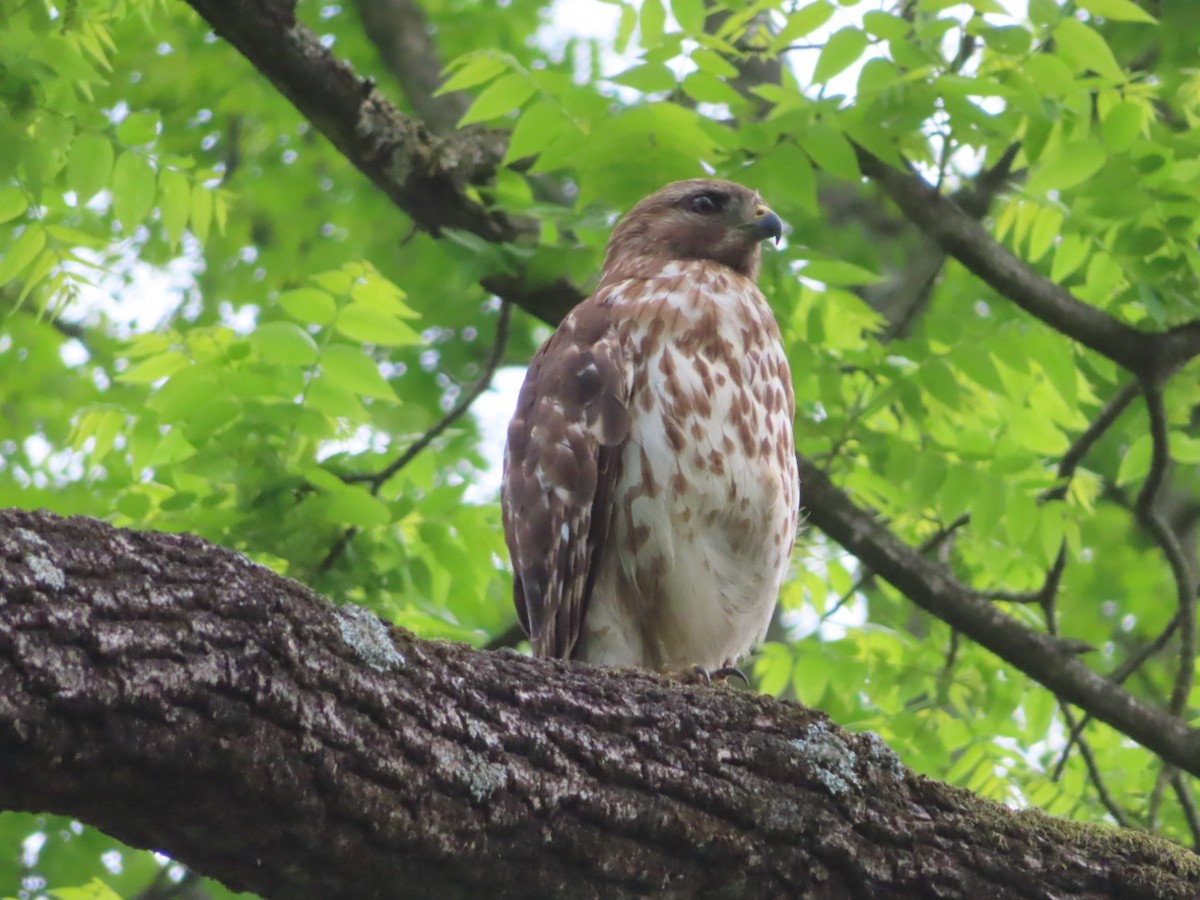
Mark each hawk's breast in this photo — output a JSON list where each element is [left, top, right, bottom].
[[578, 260, 799, 670]]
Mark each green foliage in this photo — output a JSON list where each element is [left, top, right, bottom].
[[2, 0, 1200, 893]]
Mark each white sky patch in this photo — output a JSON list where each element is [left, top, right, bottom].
[[465, 365, 527, 502]]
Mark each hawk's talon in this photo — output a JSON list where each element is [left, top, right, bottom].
[[711, 665, 750, 686], [674, 664, 749, 687]]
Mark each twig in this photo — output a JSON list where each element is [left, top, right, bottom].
[[318, 302, 512, 575], [1170, 769, 1200, 850], [1047, 380, 1140, 499], [1148, 764, 1170, 831], [1057, 703, 1131, 828], [984, 381, 1137, 607], [348, 301, 512, 491], [1135, 388, 1196, 717], [818, 512, 970, 625], [1053, 389, 1194, 776], [1053, 609, 1184, 781]]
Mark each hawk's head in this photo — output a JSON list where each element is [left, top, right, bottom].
[[602, 179, 783, 282]]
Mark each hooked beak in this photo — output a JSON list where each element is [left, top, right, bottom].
[[744, 204, 784, 245]]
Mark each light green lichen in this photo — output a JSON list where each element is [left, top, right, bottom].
[[336, 604, 405, 672]]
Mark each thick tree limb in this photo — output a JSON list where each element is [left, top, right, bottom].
[[3, 508, 1200, 900], [797, 459, 1200, 780], [183, 0, 584, 325], [355, 0, 469, 135]]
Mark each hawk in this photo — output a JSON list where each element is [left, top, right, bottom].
[[501, 179, 798, 673]]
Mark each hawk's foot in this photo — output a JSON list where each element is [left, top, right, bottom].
[[673, 664, 750, 687]]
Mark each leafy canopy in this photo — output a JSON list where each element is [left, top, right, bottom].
[[2, 0, 1200, 895]]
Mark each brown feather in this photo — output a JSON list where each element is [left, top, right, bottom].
[[502, 178, 796, 669]]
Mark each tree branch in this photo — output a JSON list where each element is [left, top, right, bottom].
[[181, 0, 583, 326], [853, 146, 1200, 382], [3, 509, 1200, 899], [355, 0, 469, 135], [797, 458, 1200, 778]]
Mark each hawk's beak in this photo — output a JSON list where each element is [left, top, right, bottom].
[[745, 205, 784, 245]]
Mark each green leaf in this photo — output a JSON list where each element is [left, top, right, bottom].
[[149, 428, 197, 466], [800, 123, 860, 181], [671, 0, 706, 34], [801, 259, 882, 285], [691, 48, 738, 79], [1053, 18, 1124, 82], [52, 877, 124, 900], [1022, 54, 1076, 97], [1026, 140, 1106, 195], [159, 168, 190, 246], [115, 111, 159, 145], [67, 132, 113, 201], [774, 1, 835, 50], [862, 10, 910, 41], [1077, 0, 1156, 23], [279, 288, 337, 326], [1004, 489, 1038, 547], [1027, 206, 1063, 263], [0, 186, 28, 224], [813, 27, 868, 84], [504, 100, 571, 165], [1039, 501, 1066, 567], [1116, 432, 1152, 485], [1173, 433, 1200, 464], [327, 487, 392, 528], [754, 644, 793, 697], [254, 321, 320, 365], [71, 406, 125, 460], [1051, 233, 1090, 282], [972, 477, 1007, 539], [979, 25, 1032, 56], [191, 183, 213, 246], [117, 350, 191, 383], [640, 0, 666, 48], [320, 344, 397, 400], [1101, 102, 1143, 152], [616, 3, 637, 53], [112, 151, 156, 231], [612, 63, 677, 93], [681, 71, 744, 106], [351, 272, 416, 317], [437, 54, 508, 95], [336, 302, 422, 346], [0, 225, 47, 288], [458, 73, 535, 126]]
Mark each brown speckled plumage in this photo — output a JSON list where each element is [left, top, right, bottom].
[[502, 179, 799, 671]]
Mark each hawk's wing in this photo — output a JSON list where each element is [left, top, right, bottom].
[[501, 297, 630, 659]]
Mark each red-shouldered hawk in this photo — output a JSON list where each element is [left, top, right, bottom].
[[501, 179, 798, 673]]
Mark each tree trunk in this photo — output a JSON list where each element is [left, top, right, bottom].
[[1, 509, 1196, 899]]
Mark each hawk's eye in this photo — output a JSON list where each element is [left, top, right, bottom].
[[689, 192, 724, 215]]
